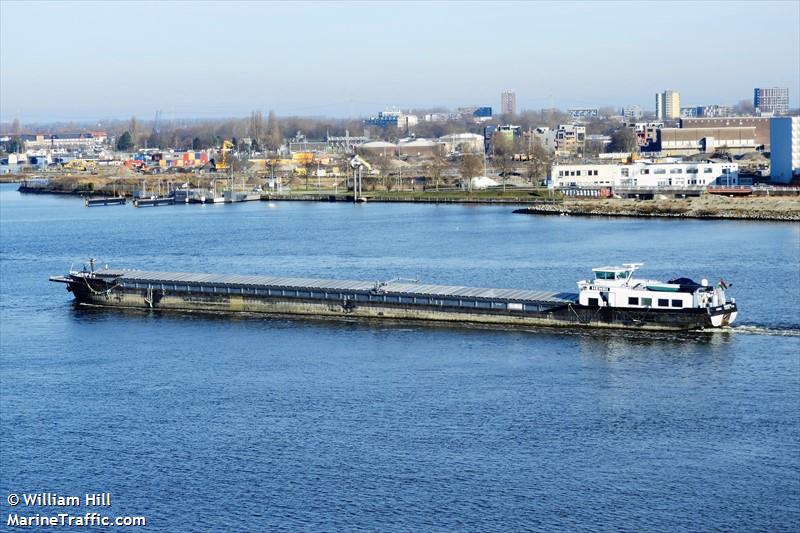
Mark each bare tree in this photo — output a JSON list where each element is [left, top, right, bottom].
[[609, 128, 638, 153], [249, 111, 265, 152], [527, 141, 552, 185], [426, 153, 447, 191], [374, 155, 393, 190], [460, 154, 482, 190], [492, 133, 520, 191], [265, 110, 282, 152]]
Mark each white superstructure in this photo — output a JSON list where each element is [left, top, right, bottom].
[[577, 263, 737, 327]]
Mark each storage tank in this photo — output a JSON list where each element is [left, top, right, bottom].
[[397, 139, 440, 158], [438, 133, 485, 154], [358, 141, 397, 158]]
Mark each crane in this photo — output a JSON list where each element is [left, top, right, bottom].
[[214, 140, 235, 172]]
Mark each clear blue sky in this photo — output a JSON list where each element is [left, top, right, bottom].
[[1, 0, 798, 122]]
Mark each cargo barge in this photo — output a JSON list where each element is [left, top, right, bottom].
[[50, 261, 737, 331]]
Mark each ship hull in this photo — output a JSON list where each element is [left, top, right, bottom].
[[55, 275, 735, 332]]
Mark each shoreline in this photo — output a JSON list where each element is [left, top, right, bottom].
[[8, 182, 799, 222], [513, 198, 799, 222]]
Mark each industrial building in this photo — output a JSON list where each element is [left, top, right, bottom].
[[680, 117, 771, 150], [456, 106, 493, 122], [364, 110, 418, 131], [680, 105, 732, 118], [770, 117, 799, 184], [655, 90, 681, 120], [23, 132, 108, 152], [288, 132, 367, 154], [754, 87, 789, 115], [642, 126, 756, 156], [552, 160, 739, 189]]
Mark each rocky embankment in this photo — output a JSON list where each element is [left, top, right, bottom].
[[513, 196, 800, 221]]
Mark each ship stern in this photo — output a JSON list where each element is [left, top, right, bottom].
[[708, 302, 738, 328]]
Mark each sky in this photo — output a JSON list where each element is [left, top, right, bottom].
[[1, 0, 798, 123]]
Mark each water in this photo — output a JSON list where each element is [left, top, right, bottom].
[[1, 183, 798, 531]]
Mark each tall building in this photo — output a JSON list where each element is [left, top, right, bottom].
[[770, 117, 799, 184], [501, 90, 516, 115], [754, 87, 789, 115], [655, 90, 681, 120]]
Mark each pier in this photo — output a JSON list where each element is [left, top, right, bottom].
[[84, 197, 126, 207], [133, 197, 176, 208]]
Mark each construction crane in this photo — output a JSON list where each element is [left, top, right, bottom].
[[213, 140, 235, 173]]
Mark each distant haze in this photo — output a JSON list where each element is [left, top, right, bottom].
[[1, 0, 798, 123]]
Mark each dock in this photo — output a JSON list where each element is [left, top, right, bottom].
[[134, 197, 176, 208], [84, 197, 126, 207]]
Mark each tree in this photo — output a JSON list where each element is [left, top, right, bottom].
[[527, 141, 551, 185], [116, 131, 134, 151], [492, 133, 519, 191], [303, 159, 315, 190], [460, 154, 483, 190], [6, 136, 22, 153], [609, 127, 638, 153], [374, 155, 393, 190], [426, 153, 447, 191], [584, 139, 605, 157], [10, 118, 21, 135], [265, 110, 282, 152], [146, 131, 162, 149], [249, 110, 265, 151], [192, 137, 202, 150], [129, 116, 138, 149]]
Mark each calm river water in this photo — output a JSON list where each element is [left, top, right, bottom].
[[1, 183, 798, 531]]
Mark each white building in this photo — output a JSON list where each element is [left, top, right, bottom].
[[552, 160, 739, 189], [770, 117, 800, 184]]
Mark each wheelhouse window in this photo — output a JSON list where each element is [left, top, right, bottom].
[[596, 270, 630, 280]]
